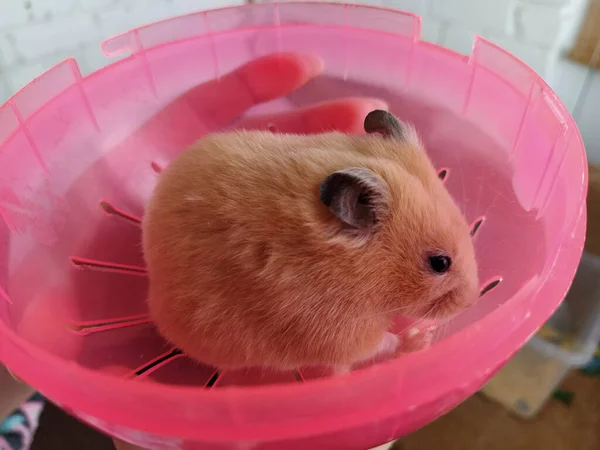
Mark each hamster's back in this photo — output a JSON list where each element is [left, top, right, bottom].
[[142, 118, 477, 370], [142, 131, 401, 368]]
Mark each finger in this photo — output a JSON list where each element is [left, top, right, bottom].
[[235, 97, 389, 134], [166, 52, 324, 129], [128, 53, 325, 157]]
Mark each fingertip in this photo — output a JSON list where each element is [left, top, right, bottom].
[[305, 97, 390, 134], [268, 52, 324, 79], [240, 52, 325, 102], [346, 97, 390, 133], [294, 53, 325, 79], [234, 96, 390, 134]]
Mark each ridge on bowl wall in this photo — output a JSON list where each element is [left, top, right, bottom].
[[0, 3, 587, 450]]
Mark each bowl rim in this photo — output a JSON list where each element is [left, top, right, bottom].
[[0, 1, 588, 443]]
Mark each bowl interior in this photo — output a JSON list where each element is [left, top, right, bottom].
[[0, 3, 585, 445]]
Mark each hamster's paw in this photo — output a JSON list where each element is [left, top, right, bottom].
[[376, 331, 401, 356], [355, 331, 400, 363], [397, 327, 433, 354], [338, 332, 400, 374]]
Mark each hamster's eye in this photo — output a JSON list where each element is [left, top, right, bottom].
[[428, 255, 452, 274]]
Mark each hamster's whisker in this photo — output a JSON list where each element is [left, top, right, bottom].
[[359, 303, 419, 321], [99, 200, 142, 226], [395, 304, 437, 337], [443, 319, 450, 340], [431, 315, 453, 330], [432, 311, 461, 342], [431, 317, 450, 342], [382, 304, 419, 315]]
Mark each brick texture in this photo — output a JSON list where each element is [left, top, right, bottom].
[[0, 0, 589, 103], [519, 0, 575, 5], [10, 13, 100, 61], [488, 34, 557, 76], [515, 2, 574, 48], [380, 0, 430, 15], [421, 17, 443, 43], [0, 3, 29, 29], [440, 24, 478, 55], [0, 0, 244, 101], [431, 0, 516, 34]]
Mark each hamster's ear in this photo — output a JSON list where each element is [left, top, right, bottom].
[[364, 110, 406, 140], [319, 168, 390, 234]]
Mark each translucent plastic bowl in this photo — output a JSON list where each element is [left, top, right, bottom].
[[0, 3, 587, 449]]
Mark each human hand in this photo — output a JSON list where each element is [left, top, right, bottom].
[[172, 51, 387, 133], [128, 52, 388, 166]]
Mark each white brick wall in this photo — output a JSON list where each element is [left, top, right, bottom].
[[0, 0, 244, 102], [0, 3, 29, 30], [431, 0, 516, 35], [0, 0, 589, 104], [254, 0, 586, 80], [420, 17, 443, 43], [515, 2, 575, 48], [487, 34, 558, 76], [379, 0, 429, 15], [10, 13, 99, 61]]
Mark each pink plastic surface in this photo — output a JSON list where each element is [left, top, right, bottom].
[[0, 3, 587, 450]]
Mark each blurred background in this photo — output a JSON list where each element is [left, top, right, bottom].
[[0, 1, 598, 449]]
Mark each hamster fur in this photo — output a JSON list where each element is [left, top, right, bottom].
[[142, 110, 479, 371]]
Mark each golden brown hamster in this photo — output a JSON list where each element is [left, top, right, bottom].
[[142, 110, 479, 372]]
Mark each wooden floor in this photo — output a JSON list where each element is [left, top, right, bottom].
[[398, 370, 600, 450]]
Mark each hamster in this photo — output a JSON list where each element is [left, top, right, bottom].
[[142, 110, 479, 372]]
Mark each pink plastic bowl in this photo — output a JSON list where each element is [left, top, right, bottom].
[[0, 3, 587, 449]]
